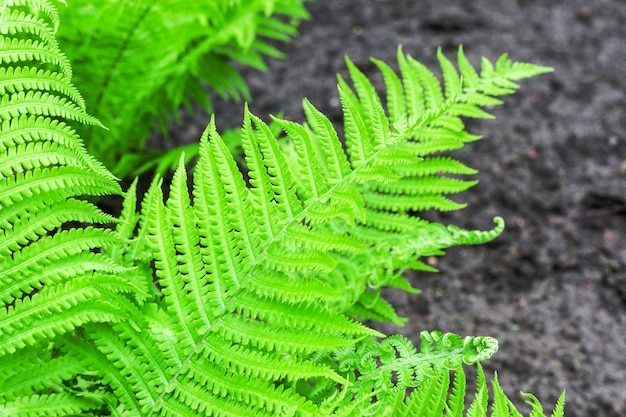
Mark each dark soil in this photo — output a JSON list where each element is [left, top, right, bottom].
[[174, 1, 626, 415]]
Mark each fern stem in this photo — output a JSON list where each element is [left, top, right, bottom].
[[92, 2, 155, 113]]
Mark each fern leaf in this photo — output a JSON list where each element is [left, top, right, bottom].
[[90, 323, 169, 414], [0, 116, 116, 181], [302, 98, 353, 180], [199, 336, 348, 384], [0, 198, 115, 254], [126, 43, 550, 417], [169, 156, 213, 320], [495, 53, 555, 80], [111, 112, 375, 415], [2, 0, 62, 33], [246, 267, 341, 304], [0, 90, 102, 126], [125, 45, 548, 409], [0, 287, 129, 356], [245, 109, 304, 224], [550, 391, 566, 417], [344, 56, 391, 150], [491, 372, 520, 417], [392, 156, 478, 177], [437, 47, 462, 100], [1, 8, 59, 51], [0, 227, 122, 298], [0, 253, 126, 308], [374, 176, 478, 196], [466, 364, 489, 417], [240, 109, 282, 241], [457, 45, 481, 90], [348, 289, 408, 326], [407, 53, 446, 112], [145, 180, 205, 344], [338, 81, 375, 168], [524, 392, 556, 417], [272, 117, 330, 201], [0, 141, 91, 178], [321, 332, 497, 416], [363, 189, 467, 212], [0, 165, 119, 208], [175, 357, 319, 417], [60, 333, 148, 415]]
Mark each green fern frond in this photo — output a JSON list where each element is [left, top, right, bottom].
[[398, 365, 450, 415], [447, 363, 468, 416], [0, 90, 101, 126], [0, 36, 72, 78], [90, 42, 549, 413], [77, 117, 367, 414], [0, 116, 115, 181], [0, 2, 139, 412], [0, 287, 127, 356], [316, 48, 551, 323]]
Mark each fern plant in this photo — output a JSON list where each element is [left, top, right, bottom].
[[0, 0, 564, 416], [53, 0, 309, 176]]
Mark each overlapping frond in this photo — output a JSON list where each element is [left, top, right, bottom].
[[53, 0, 310, 175], [0, 2, 141, 413], [83, 44, 553, 414]]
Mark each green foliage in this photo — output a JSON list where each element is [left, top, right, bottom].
[[0, 1, 563, 416], [53, 0, 309, 175]]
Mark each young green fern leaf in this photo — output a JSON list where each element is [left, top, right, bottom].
[[317, 331, 499, 416]]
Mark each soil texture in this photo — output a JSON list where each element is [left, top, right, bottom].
[[173, 1, 626, 415]]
